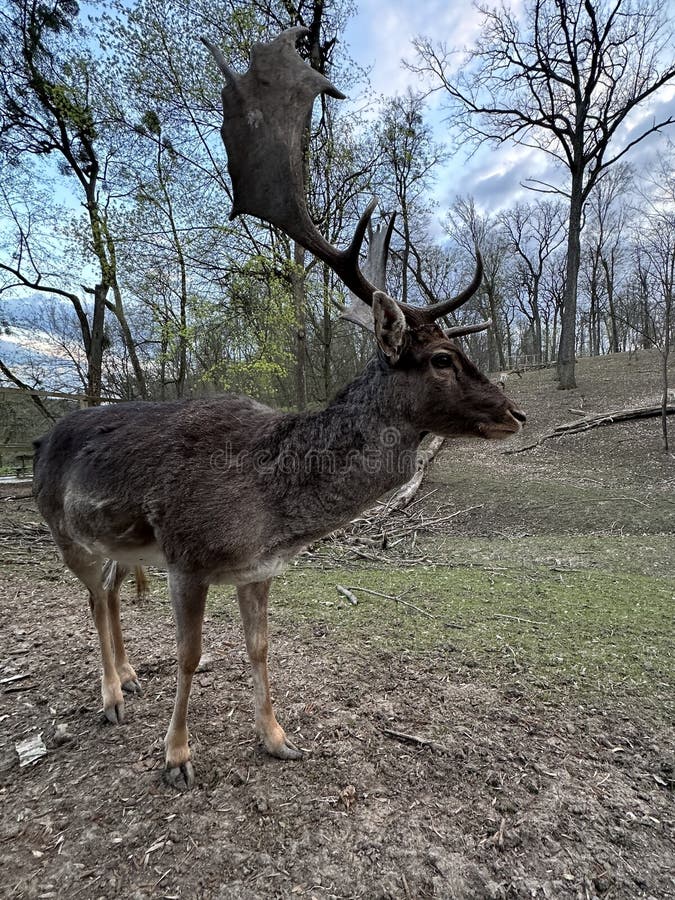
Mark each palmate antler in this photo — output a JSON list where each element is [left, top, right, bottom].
[[202, 28, 487, 333]]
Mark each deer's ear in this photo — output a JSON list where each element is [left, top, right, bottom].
[[373, 291, 406, 362]]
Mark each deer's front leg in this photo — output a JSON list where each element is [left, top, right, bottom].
[[237, 579, 303, 760], [164, 571, 208, 790]]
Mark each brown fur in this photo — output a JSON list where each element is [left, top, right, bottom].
[[33, 313, 524, 790], [31, 29, 527, 789]]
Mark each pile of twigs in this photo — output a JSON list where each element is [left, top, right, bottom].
[[0, 520, 54, 566], [0, 520, 52, 550], [305, 491, 483, 566]]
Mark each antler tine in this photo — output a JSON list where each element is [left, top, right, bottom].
[[382, 209, 397, 253], [342, 210, 398, 328], [445, 319, 492, 338], [418, 249, 484, 323], [204, 28, 387, 310], [344, 198, 378, 265], [201, 36, 237, 85], [326, 198, 386, 306]]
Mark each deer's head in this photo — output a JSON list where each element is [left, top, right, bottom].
[[370, 289, 525, 439], [203, 28, 525, 440]]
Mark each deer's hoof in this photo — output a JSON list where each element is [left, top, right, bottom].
[[121, 677, 142, 695], [267, 737, 304, 761], [104, 701, 125, 725], [164, 760, 195, 791]]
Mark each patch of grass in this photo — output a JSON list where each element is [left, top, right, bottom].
[[208, 561, 674, 713], [428, 460, 675, 535], [422, 533, 675, 577]]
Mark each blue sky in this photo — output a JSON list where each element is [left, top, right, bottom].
[[342, 0, 675, 219]]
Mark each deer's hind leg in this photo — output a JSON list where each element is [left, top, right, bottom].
[[103, 561, 141, 695], [163, 570, 208, 791], [58, 542, 126, 725], [237, 578, 303, 761]]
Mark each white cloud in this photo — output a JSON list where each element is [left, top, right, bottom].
[[1, 326, 62, 358], [343, 0, 675, 219], [343, 0, 484, 100]]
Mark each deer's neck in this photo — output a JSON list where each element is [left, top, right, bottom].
[[319, 356, 419, 450], [264, 358, 421, 540]]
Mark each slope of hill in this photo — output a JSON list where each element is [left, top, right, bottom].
[[0, 349, 673, 900], [430, 349, 674, 540]]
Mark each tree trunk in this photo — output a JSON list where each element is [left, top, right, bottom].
[[156, 149, 189, 398], [160, 326, 168, 402], [322, 263, 331, 401], [640, 271, 652, 350], [108, 282, 148, 399], [87, 283, 107, 404], [401, 199, 410, 304], [292, 241, 307, 410], [533, 308, 542, 364], [602, 256, 619, 353], [661, 260, 673, 453], [589, 271, 599, 355], [558, 170, 584, 389], [578, 319, 586, 357], [486, 285, 506, 370]]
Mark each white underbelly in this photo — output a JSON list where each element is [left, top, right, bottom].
[[94, 542, 168, 569], [96, 543, 287, 586], [210, 555, 288, 586]]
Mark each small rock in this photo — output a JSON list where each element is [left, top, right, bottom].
[[253, 794, 269, 814], [196, 655, 214, 673], [339, 784, 357, 809], [53, 723, 73, 746], [594, 875, 612, 894], [229, 768, 248, 786], [15, 733, 47, 767]]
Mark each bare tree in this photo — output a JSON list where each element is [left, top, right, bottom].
[[374, 92, 446, 304], [447, 197, 510, 371], [0, 0, 148, 401], [501, 200, 566, 363], [582, 165, 633, 354], [411, 0, 675, 388], [633, 151, 674, 452]]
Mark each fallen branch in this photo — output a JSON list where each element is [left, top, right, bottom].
[[336, 584, 358, 606], [0, 673, 31, 684], [494, 613, 549, 627], [376, 435, 445, 514], [346, 585, 436, 620], [493, 816, 506, 851], [382, 728, 449, 753], [497, 369, 524, 387], [506, 404, 675, 454]]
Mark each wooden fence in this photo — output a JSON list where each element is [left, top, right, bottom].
[[0, 385, 92, 475]]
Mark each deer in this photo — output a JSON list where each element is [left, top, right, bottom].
[[32, 28, 526, 791]]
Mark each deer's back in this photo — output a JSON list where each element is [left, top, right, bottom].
[[33, 396, 284, 576]]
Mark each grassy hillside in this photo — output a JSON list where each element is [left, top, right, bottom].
[[1, 349, 673, 899], [205, 349, 675, 713]]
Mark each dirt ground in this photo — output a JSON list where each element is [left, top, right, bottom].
[[1, 351, 673, 899]]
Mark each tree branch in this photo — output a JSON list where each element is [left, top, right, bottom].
[[0, 358, 56, 421]]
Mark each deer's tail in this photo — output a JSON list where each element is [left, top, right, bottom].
[[102, 561, 149, 601], [134, 565, 149, 601]]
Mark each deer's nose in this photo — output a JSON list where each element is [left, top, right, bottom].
[[511, 409, 527, 425]]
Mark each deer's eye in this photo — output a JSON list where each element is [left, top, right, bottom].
[[431, 353, 456, 370]]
